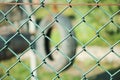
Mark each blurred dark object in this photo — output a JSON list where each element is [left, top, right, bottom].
[[0, 0, 26, 24], [0, 33, 32, 61], [89, 67, 120, 80]]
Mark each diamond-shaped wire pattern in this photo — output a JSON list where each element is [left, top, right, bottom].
[[0, 0, 120, 80]]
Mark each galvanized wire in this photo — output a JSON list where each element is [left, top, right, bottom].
[[0, 0, 120, 80]]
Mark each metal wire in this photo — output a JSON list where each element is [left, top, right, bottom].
[[0, 2, 120, 6], [0, 0, 120, 80]]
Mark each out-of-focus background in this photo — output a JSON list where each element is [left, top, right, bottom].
[[0, 0, 120, 80]]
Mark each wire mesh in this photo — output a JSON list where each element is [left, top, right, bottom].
[[0, 0, 120, 80]]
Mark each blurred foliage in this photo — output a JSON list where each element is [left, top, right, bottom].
[[45, 0, 120, 46], [0, 0, 119, 46]]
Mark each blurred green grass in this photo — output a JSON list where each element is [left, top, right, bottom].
[[0, 57, 119, 80], [0, 0, 120, 79], [34, 2, 120, 47], [0, 58, 80, 80]]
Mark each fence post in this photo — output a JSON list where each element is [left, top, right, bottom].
[[29, 49, 37, 80]]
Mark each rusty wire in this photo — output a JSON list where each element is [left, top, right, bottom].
[[0, 2, 120, 6]]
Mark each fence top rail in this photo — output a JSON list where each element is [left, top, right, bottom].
[[0, 2, 120, 6]]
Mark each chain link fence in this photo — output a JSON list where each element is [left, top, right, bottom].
[[0, 0, 120, 80]]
